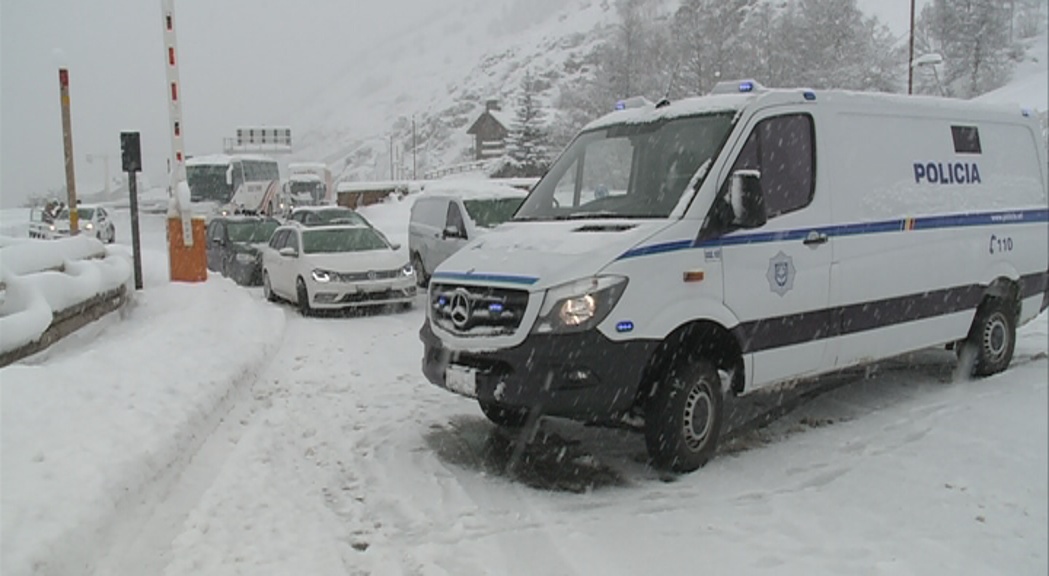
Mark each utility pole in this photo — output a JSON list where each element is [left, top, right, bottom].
[[389, 135, 394, 180], [58, 68, 79, 235], [908, 0, 916, 95], [412, 114, 417, 181], [121, 132, 144, 290]]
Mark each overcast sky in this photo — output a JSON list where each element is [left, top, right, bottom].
[[0, 0, 428, 207], [1, 0, 920, 209]]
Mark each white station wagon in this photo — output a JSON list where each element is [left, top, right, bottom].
[[261, 224, 417, 315]]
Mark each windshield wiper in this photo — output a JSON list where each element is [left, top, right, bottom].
[[554, 211, 657, 220]]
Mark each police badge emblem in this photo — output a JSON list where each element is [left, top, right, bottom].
[[766, 251, 796, 296]]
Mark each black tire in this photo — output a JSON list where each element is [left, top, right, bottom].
[[107, 225, 116, 244], [296, 277, 313, 316], [412, 253, 428, 288], [644, 357, 724, 473], [962, 297, 1017, 377], [479, 400, 530, 428], [263, 271, 277, 302]]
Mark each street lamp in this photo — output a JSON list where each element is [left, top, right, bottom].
[[85, 153, 111, 197], [911, 52, 946, 96]]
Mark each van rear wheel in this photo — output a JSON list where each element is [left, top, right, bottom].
[[961, 297, 1016, 377], [644, 357, 724, 472]]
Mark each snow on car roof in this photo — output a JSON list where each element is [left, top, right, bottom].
[[288, 162, 328, 171], [289, 173, 323, 183], [290, 205, 352, 212], [419, 179, 528, 200]]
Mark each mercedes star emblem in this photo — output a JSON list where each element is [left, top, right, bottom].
[[450, 290, 471, 329]]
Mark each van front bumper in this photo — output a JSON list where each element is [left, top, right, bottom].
[[420, 321, 658, 421]]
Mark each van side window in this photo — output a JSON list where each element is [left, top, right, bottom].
[[446, 202, 466, 236], [951, 126, 982, 154], [728, 113, 815, 218]]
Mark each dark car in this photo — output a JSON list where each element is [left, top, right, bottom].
[[206, 216, 281, 286]]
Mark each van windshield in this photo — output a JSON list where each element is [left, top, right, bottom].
[[514, 113, 734, 221], [463, 197, 525, 228]]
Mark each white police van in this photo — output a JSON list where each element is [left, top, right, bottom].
[[420, 80, 1049, 472]]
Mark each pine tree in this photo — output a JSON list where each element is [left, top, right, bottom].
[[502, 71, 551, 178]]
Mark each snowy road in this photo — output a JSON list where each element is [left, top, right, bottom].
[[3, 205, 1046, 575], [99, 300, 1047, 576]]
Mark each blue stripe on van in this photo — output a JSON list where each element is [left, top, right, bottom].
[[616, 208, 1049, 260], [431, 271, 539, 286]]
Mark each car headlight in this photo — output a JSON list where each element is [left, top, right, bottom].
[[311, 269, 333, 283], [532, 276, 628, 334], [85, 222, 94, 230], [235, 252, 256, 264], [402, 263, 415, 276]]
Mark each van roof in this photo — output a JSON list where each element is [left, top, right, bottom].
[[583, 87, 1031, 132], [420, 179, 528, 200]]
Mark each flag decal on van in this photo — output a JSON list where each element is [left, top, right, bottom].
[[767, 252, 796, 296]]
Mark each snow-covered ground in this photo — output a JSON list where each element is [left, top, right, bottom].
[[1, 192, 1046, 576]]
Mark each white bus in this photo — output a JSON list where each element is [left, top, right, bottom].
[[186, 154, 281, 213]]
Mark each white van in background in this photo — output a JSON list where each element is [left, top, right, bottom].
[[408, 181, 528, 287], [420, 80, 1049, 473]]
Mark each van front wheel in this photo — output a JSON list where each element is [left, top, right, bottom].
[[962, 297, 1016, 377], [645, 357, 724, 473], [478, 400, 529, 428]]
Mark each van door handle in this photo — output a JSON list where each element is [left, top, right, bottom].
[[803, 231, 829, 246]]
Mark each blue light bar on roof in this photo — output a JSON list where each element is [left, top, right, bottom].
[[615, 100, 627, 110], [739, 81, 754, 92]]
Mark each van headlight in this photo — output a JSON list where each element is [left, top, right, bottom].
[[532, 276, 628, 334], [235, 252, 257, 264], [401, 263, 415, 276], [311, 269, 333, 283], [85, 222, 94, 230]]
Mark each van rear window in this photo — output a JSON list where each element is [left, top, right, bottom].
[[951, 126, 982, 154]]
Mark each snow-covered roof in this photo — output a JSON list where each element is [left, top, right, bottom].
[[420, 179, 528, 200], [583, 87, 1034, 133], [583, 93, 756, 131], [185, 154, 277, 167], [290, 205, 352, 213], [289, 173, 323, 183], [489, 110, 514, 129], [336, 180, 412, 193], [288, 162, 329, 172]]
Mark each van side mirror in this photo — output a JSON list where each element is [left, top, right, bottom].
[[225, 166, 234, 186], [729, 170, 767, 229], [278, 246, 298, 258], [442, 225, 464, 240]]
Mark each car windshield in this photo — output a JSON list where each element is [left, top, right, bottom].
[[302, 228, 389, 254], [463, 197, 526, 228], [514, 113, 735, 221], [227, 220, 279, 243], [58, 207, 94, 220]]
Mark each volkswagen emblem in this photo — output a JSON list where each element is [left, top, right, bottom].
[[367, 270, 377, 280], [450, 289, 472, 329]]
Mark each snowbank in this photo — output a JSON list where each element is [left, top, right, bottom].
[[0, 234, 107, 276], [0, 236, 133, 355], [0, 280, 286, 576]]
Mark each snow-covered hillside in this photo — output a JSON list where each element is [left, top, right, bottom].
[[290, 0, 622, 181], [293, 0, 1045, 185]]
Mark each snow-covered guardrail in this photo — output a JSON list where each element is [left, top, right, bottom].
[[0, 235, 132, 366]]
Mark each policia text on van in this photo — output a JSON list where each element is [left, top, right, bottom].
[[420, 80, 1049, 473]]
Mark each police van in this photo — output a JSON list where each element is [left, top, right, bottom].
[[420, 80, 1049, 472]]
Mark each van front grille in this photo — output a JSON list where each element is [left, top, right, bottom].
[[430, 283, 530, 336]]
